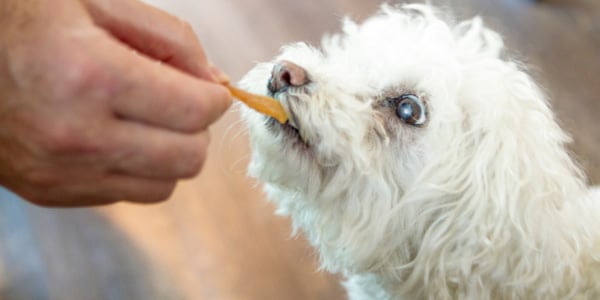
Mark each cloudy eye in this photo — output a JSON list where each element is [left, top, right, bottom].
[[393, 94, 427, 126]]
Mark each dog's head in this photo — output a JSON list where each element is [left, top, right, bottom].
[[240, 4, 585, 276]]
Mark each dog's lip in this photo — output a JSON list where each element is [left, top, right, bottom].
[[267, 116, 302, 141], [265, 92, 306, 143], [267, 89, 297, 127], [285, 109, 301, 130], [274, 108, 301, 134]]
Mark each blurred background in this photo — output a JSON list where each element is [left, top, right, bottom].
[[0, 0, 598, 299]]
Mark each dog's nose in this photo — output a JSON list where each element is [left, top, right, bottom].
[[268, 60, 308, 93]]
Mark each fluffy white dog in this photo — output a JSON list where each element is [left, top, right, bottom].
[[239, 4, 600, 299]]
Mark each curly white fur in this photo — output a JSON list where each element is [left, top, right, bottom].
[[240, 4, 600, 299]]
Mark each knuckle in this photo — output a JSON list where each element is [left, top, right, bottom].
[[37, 123, 85, 154], [60, 56, 111, 99], [34, 121, 105, 156], [41, 126, 78, 154]]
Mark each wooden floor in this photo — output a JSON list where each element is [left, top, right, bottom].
[[0, 0, 598, 299]]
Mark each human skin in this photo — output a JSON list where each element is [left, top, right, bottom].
[[0, 0, 232, 206]]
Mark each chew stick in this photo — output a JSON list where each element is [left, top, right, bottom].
[[224, 84, 288, 124]]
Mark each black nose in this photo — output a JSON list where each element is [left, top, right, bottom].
[[268, 60, 308, 93]]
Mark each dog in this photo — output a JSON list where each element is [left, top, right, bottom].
[[239, 4, 600, 299]]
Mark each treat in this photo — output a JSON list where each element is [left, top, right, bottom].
[[224, 84, 288, 124]]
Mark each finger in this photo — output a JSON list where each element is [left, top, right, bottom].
[[113, 65, 231, 133], [90, 34, 231, 133], [208, 63, 231, 84], [33, 175, 178, 207], [82, 0, 213, 80], [107, 120, 211, 180], [102, 174, 178, 204]]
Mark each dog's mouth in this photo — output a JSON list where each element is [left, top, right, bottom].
[[265, 91, 310, 147], [266, 115, 301, 140], [264, 59, 312, 148]]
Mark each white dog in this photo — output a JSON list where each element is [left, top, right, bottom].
[[239, 4, 600, 299]]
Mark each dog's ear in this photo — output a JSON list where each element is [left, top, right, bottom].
[[446, 65, 584, 208], [396, 55, 587, 291], [403, 16, 586, 225]]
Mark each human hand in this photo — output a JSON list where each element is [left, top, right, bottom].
[[0, 0, 231, 206]]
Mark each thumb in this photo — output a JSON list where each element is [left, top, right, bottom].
[[82, 0, 214, 81]]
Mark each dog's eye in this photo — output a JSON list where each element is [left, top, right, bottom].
[[393, 94, 427, 126]]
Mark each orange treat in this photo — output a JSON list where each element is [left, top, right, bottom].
[[224, 84, 288, 124]]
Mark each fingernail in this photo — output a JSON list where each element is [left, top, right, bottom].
[[208, 64, 230, 85]]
